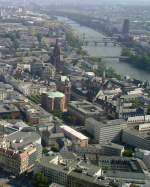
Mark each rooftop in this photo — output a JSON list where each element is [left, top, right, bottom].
[[0, 104, 19, 114], [99, 156, 143, 173], [6, 131, 41, 150], [60, 125, 88, 140], [0, 82, 13, 90], [123, 127, 150, 140], [86, 118, 126, 128], [128, 115, 150, 123], [69, 100, 103, 115], [49, 183, 65, 187], [47, 91, 65, 98], [39, 155, 109, 186], [98, 156, 145, 181]]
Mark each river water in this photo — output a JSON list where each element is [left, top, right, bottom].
[[58, 17, 150, 82]]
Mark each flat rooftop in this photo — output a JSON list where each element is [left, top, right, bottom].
[[23, 104, 52, 118], [69, 100, 103, 115], [86, 118, 126, 128], [98, 156, 145, 181], [123, 127, 150, 140], [60, 125, 88, 140], [6, 131, 41, 149], [0, 126, 17, 136], [0, 104, 19, 113], [99, 156, 143, 173], [39, 155, 109, 186], [0, 121, 16, 134]]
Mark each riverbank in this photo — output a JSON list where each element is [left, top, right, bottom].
[[122, 48, 150, 73], [64, 12, 150, 75], [50, 10, 111, 36], [56, 15, 150, 81], [61, 18, 122, 80]]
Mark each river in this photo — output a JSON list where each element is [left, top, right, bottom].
[[57, 17, 150, 82]]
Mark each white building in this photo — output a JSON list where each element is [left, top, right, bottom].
[[85, 118, 127, 144], [128, 115, 150, 124]]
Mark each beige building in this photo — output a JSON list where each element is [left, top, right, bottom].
[[59, 125, 88, 148], [0, 131, 42, 175], [0, 145, 38, 175]]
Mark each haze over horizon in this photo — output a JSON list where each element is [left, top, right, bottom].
[[1, 0, 150, 6], [30, 0, 150, 5]]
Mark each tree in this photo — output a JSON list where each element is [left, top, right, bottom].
[[51, 147, 59, 152], [132, 98, 143, 108], [121, 48, 133, 56], [76, 48, 87, 56], [42, 148, 49, 154], [106, 67, 122, 80], [66, 30, 81, 48], [34, 172, 49, 187], [147, 105, 150, 115], [123, 149, 133, 157]]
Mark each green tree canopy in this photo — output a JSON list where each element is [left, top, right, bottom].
[[34, 172, 49, 187]]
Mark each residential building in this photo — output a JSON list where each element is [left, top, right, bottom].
[[0, 82, 14, 101], [0, 144, 41, 175], [36, 154, 110, 187], [0, 124, 42, 175], [42, 130, 64, 148], [31, 62, 55, 79], [122, 123, 150, 150], [116, 95, 146, 119], [21, 104, 53, 125], [0, 103, 20, 119], [69, 143, 124, 162], [98, 156, 145, 184], [134, 149, 150, 172], [127, 115, 150, 125]]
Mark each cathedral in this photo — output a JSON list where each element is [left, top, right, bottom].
[[51, 40, 64, 72]]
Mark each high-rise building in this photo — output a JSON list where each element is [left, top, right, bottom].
[[122, 19, 130, 36]]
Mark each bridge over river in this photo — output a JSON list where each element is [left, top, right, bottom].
[[81, 35, 119, 46], [57, 16, 150, 81]]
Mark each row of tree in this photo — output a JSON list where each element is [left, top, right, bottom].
[[50, 10, 113, 36], [66, 30, 82, 48], [122, 48, 150, 72]]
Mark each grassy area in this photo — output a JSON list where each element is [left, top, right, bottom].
[[29, 95, 41, 104]]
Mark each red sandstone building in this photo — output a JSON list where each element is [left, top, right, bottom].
[[41, 91, 67, 112]]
